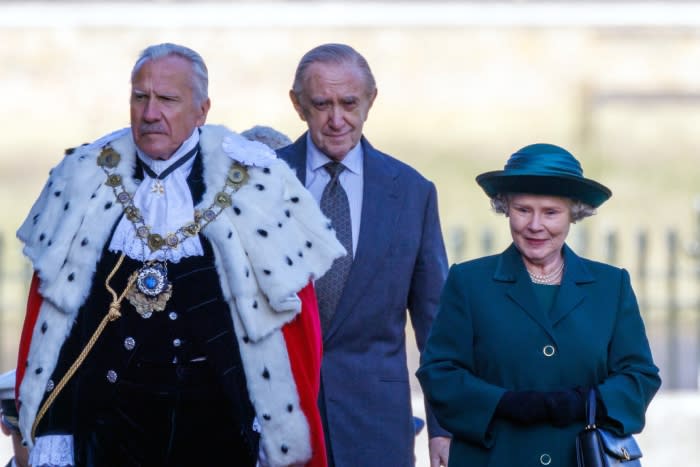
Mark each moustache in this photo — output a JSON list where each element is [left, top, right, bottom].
[[139, 123, 167, 134]]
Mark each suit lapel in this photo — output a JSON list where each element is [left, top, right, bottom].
[[277, 134, 308, 186], [323, 138, 400, 341]]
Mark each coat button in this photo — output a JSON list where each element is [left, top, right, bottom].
[[173, 338, 182, 348], [542, 345, 556, 357], [45, 379, 55, 392], [106, 370, 118, 383], [540, 453, 552, 465], [124, 337, 136, 351], [169, 311, 178, 320]]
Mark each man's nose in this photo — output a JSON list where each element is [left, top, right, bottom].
[[143, 98, 161, 121], [328, 106, 344, 128]]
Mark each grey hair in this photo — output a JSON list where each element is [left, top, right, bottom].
[[131, 43, 209, 105], [490, 193, 597, 223], [291, 43, 376, 98], [241, 125, 292, 150]]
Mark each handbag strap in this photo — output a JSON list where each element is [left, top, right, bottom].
[[585, 387, 597, 429]]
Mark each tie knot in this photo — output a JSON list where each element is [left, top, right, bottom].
[[324, 161, 345, 180]]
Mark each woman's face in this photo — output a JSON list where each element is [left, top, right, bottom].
[[507, 194, 572, 268]]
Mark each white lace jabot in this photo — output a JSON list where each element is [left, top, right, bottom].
[[108, 128, 204, 263]]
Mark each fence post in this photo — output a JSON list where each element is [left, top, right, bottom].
[[636, 230, 649, 314], [666, 229, 680, 389], [692, 196, 700, 389], [572, 224, 589, 258], [449, 226, 466, 262], [481, 228, 494, 256], [604, 229, 618, 265]]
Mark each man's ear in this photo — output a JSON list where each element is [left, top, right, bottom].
[[197, 97, 211, 126], [289, 90, 307, 122]]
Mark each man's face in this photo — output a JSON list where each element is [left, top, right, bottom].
[[290, 61, 376, 161], [130, 55, 210, 160]]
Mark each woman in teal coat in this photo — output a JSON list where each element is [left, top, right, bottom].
[[417, 143, 660, 467]]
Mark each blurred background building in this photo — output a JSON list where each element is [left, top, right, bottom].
[[0, 1, 698, 465]]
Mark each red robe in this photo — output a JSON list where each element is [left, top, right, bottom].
[[17, 273, 327, 467]]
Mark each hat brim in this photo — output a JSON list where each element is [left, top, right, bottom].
[[476, 172, 612, 208]]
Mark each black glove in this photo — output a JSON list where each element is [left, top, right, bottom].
[[495, 390, 549, 425], [544, 386, 587, 427]]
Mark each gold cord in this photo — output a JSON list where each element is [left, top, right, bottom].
[[31, 253, 135, 442]]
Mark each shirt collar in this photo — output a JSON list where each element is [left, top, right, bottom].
[[306, 133, 363, 175], [136, 127, 200, 176]]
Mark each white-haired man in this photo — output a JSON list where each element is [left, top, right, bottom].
[[15, 43, 342, 467]]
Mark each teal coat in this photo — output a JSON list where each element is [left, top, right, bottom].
[[417, 244, 660, 467]]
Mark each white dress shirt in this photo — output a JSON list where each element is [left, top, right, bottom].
[[303, 134, 363, 256]]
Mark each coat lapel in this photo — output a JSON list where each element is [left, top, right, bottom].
[[549, 245, 594, 325], [323, 138, 400, 341], [496, 243, 595, 334], [496, 245, 554, 335]]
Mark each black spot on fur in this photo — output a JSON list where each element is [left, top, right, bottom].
[[242, 336, 250, 344], [81, 238, 89, 246], [285, 210, 290, 218], [39, 233, 45, 242], [257, 229, 268, 237], [64, 202, 70, 211], [263, 167, 271, 174], [291, 196, 299, 203], [263, 269, 271, 275], [41, 321, 48, 333], [287, 404, 293, 412], [253, 301, 258, 309], [47, 240, 52, 246], [54, 191, 61, 197], [298, 251, 303, 258], [281, 445, 289, 454], [263, 414, 271, 421], [255, 184, 265, 191], [233, 206, 241, 215], [306, 241, 312, 248], [228, 231, 233, 239], [68, 273, 75, 282], [35, 367, 43, 375], [262, 368, 270, 379], [286, 257, 293, 266], [104, 202, 113, 210]]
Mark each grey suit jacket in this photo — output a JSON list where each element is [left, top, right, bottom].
[[278, 134, 449, 467]]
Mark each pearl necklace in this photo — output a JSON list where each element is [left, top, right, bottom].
[[527, 260, 565, 285]]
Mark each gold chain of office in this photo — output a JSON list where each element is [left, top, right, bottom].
[[97, 145, 249, 254]]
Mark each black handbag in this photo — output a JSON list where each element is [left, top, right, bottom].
[[575, 388, 643, 467]]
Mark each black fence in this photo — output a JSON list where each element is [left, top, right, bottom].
[[1, 202, 699, 390]]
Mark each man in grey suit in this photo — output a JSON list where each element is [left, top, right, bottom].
[[277, 43, 451, 467]]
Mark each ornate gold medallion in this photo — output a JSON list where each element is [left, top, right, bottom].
[[126, 263, 173, 316], [97, 147, 121, 168]]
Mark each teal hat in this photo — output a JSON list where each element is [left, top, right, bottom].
[[476, 143, 612, 208]]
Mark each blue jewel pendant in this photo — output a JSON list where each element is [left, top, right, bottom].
[[126, 262, 173, 316]]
